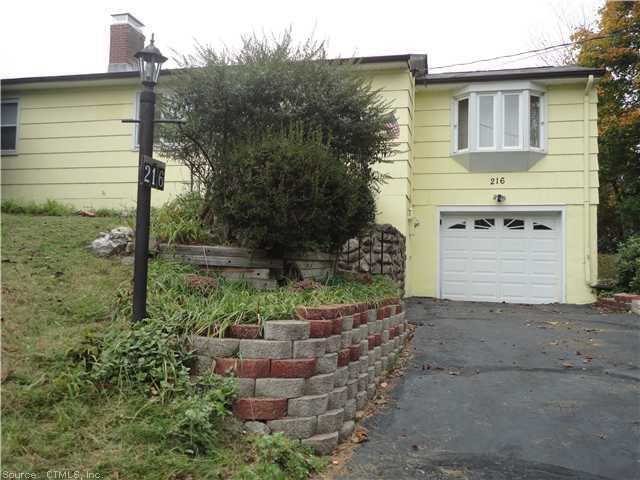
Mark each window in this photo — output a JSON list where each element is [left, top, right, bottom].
[[478, 95, 495, 148], [448, 221, 467, 230], [503, 94, 520, 148], [452, 87, 545, 154], [1, 100, 19, 154], [504, 218, 524, 230], [530, 94, 541, 148], [474, 218, 495, 230], [132, 92, 166, 150], [456, 98, 469, 151], [533, 221, 552, 231]]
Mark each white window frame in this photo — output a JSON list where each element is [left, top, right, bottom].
[[476, 93, 497, 150], [451, 82, 547, 155], [527, 91, 545, 152], [132, 90, 169, 151], [453, 96, 470, 153], [502, 92, 522, 150], [1, 98, 20, 155]]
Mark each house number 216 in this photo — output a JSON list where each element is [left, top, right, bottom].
[[490, 176, 506, 185]]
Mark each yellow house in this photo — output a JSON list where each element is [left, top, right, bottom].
[[1, 14, 603, 304]]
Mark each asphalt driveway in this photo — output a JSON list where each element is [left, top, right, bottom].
[[338, 299, 640, 480]]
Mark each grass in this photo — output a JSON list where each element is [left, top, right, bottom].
[[1, 214, 328, 478], [115, 260, 400, 337], [1, 198, 125, 217]]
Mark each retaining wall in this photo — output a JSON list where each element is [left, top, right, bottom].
[[191, 299, 410, 455]]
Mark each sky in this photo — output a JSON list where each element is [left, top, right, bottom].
[[1, 0, 604, 79]]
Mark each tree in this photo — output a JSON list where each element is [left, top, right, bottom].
[[160, 32, 394, 254], [570, 2, 640, 251]]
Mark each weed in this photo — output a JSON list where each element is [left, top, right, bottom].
[[150, 192, 223, 245], [232, 433, 326, 480]]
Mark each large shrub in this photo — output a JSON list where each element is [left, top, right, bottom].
[[160, 31, 394, 253], [616, 234, 640, 293]]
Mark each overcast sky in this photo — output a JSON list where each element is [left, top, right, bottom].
[[1, 0, 604, 79]]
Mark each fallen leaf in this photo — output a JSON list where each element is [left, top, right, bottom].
[[562, 363, 573, 368]]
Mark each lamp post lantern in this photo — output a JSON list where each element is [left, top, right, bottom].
[[132, 34, 167, 322]]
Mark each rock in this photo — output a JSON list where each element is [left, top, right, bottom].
[[89, 226, 133, 257], [244, 421, 270, 435]]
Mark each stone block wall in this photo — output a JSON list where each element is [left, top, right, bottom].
[[339, 224, 406, 292], [191, 299, 410, 455]]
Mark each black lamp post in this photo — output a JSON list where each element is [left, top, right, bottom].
[[132, 34, 167, 322]]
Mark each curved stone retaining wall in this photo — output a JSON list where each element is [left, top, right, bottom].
[[191, 299, 410, 455]]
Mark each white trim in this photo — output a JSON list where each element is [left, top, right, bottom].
[[477, 93, 496, 149], [132, 91, 140, 151], [436, 205, 566, 303], [502, 92, 522, 149], [452, 96, 470, 153], [455, 80, 547, 95], [1, 97, 20, 155]]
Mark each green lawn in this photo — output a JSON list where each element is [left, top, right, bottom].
[[1, 214, 321, 479]]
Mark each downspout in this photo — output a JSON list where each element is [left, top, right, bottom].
[[583, 74, 594, 285]]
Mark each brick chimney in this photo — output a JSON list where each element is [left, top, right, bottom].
[[108, 13, 145, 72]]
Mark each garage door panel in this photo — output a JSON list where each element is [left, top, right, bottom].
[[442, 281, 468, 298], [442, 258, 467, 273], [531, 261, 557, 275], [500, 238, 528, 254], [471, 238, 499, 252], [530, 239, 557, 252], [471, 259, 498, 273], [440, 212, 562, 304], [501, 259, 527, 273]]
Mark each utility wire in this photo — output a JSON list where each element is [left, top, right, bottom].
[[429, 26, 633, 71]]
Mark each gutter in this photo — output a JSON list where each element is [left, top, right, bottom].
[[2, 54, 428, 87], [583, 74, 595, 285], [417, 68, 606, 85]]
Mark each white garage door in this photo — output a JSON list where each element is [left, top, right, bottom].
[[440, 213, 562, 304]]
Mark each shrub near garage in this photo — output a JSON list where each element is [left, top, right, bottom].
[[616, 234, 640, 293]]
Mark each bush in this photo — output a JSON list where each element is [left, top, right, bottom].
[[161, 31, 394, 254], [233, 433, 325, 480], [616, 234, 640, 293], [213, 127, 375, 252]]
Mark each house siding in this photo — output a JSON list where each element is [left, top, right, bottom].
[[1, 69, 600, 304], [1, 84, 190, 209], [407, 83, 599, 303], [369, 68, 415, 239]]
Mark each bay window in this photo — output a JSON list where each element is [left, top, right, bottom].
[[456, 97, 469, 151], [453, 86, 545, 155]]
